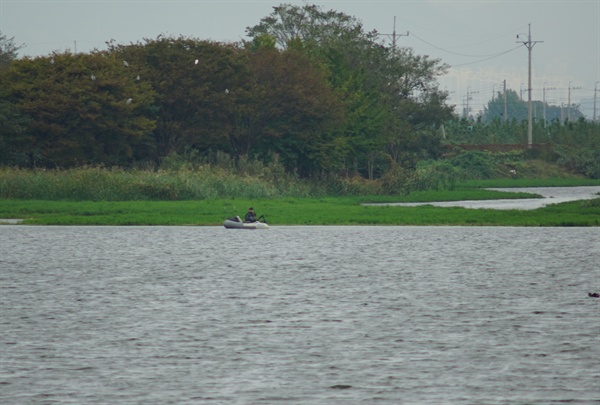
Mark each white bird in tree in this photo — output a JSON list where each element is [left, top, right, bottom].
[[90, 74, 96, 81], [123, 60, 129, 68], [195, 59, 199, 65], [126, 98, 133, 105]]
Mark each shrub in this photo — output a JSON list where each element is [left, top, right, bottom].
[[555, 146, 600, 179], [449, 151, 497, 179], [415, 160, 463, 190]]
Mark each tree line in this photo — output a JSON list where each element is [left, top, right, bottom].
[[480, 89, 585, 124], [0, 4, 453, 178], [1, 4, 597, 180]]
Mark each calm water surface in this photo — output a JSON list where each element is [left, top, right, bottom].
[[365, 186, 600, 210], [1, 226, 599, 404]]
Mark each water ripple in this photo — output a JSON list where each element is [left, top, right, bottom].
[[1, 226, 599, 403]]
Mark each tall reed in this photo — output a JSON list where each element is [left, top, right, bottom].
[[1, 150, 592, 201]]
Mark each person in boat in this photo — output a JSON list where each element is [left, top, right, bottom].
[[244, 207, 257, 223]]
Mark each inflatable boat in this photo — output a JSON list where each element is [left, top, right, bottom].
[[223, 216, 269, 229]]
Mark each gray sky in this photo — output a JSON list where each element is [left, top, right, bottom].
[[2, 0, 599, 117]]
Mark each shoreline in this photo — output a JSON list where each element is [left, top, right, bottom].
[[0, 218, 23, 224], [363, 186, 600, 211]]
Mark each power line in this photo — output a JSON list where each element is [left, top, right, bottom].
[[449, 46, 524, 67], [409, 31, 517, 58], [408, 31, 524, 67]]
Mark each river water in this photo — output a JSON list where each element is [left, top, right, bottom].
[[1, 225, 599, 404], [364, 186, 600, 210]]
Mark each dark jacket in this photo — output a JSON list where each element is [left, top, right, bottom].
[[245, 211, 257, 222]]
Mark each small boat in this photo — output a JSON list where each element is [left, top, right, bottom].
[[223, 216, 269, 229]]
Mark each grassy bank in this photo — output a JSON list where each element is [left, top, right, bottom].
[[1, 194, 599, 226], [1, 163, 598, 226]]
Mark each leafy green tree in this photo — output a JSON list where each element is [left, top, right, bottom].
[[246, 46, 343, 175], [482, 89, 585, 125], [381, 47, 452, 168], [109, 36, 255, 160], [108, 35, 342, 174], [1, 52, 155, 167], [0, 31, 28, 165], [0, 90, 31, 166], [482, 89, 528, 124], [250, 5, 366, 176], [247, 3, 452, 178], [247, 3, 365, 51], [0, 31, 23, 69], [248, 34, 277, 52], [318, 45, 386, 177], [248, 4, 390, 178]]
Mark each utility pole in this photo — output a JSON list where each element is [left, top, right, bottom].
[[543, 82, 555, 124], [517, 24, 543, 148], [379, 16, 409, 53], [594, 81, 599, 122], [503, 80, 508, 123], [464, 87, 479, 119], [567, 81, 581, 122]]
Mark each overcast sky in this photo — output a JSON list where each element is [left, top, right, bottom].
[[2, 0, 599, 116]]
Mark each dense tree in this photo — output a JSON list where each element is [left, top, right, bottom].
[[108, 35, 342, 171], [0, 31, 28, 165], [108, 37, 251, 160], [380, 47, 453, 168], [481, 89, 584, 124], [242, 46, 343, 174], [0, 31, 23, 69], [246, 4, 366, 51], [246, 3, 453, 177], [248, 4, 389, 178], [0, 90, 30, 166], [1, 52, 155, 167], [4, 5, 594, 180]]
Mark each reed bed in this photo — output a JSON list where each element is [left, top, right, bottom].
[[1, 156, 598, 202], [3, 150, 596, 201], [0, 166, 422, 201], [0, 166, 313, 201]]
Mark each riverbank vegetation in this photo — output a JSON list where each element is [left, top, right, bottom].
[[1, 195, 598, 226], [1, 156, 598, 226], [1, 149, 599, 226], [1, 151, 598, 201], [1, 4, 598, 227]]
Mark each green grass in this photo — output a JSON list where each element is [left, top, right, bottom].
[[360, 188, 542, 203], [2, 195, 598, 226], [1, 166, 598, 226]]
